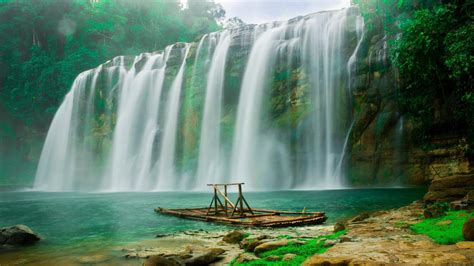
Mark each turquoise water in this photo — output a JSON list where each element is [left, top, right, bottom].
[[0, 189, 425, 263]]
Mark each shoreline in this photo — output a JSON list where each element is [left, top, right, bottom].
[[119, 201, 474, 265]]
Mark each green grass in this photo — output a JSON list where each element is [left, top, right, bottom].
[[232, 230, 347, 265], [410, 211, 474, 244]]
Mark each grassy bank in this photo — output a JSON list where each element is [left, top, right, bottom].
[[411, 211, 474, 244]]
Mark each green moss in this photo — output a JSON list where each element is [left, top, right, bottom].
[[394, 220, 409, 228], [233, 230, 347, 266], [410, 211, 474, 244]]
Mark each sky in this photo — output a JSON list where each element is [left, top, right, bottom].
[[214, 0, 351, 24]]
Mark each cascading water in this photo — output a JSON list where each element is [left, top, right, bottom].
[[34, 8, 365, 191], [196, 31, 231, 185]]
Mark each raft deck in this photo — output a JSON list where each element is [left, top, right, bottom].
[[154, 183, 327, 227], [155, 207, 327, 227]]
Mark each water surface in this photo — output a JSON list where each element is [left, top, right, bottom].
[[0, 188, 425, 264]]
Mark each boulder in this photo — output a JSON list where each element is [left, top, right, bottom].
[[223, 230, 245, 244], [456, 241, 474, 249], [235, 253, 258, 263], [462, 217, 474, 241], [143, 255, 183, 266], [424, 174, 474, 202], [334, 222, 346, 232], [184, 248, 225, 265], [266, 255, 281, 261], [303, 255, 353, 266], [323, 239, 338, 247], [246, 239, 270, 252], [339, 236, 352, 243], [239, 235, 268, 249], [0, 225, 40, 246], [254, 240, 289, 256], [423, 203, 448, 218]]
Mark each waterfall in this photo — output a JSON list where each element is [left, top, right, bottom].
[[299, 9, 352, 188], [196, 31, 231, 185], [34, 8, 365, 191], [106, 52, 169, 191], [230, 24, 288, 188], [155, 44, 190, 190]]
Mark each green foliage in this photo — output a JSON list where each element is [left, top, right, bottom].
[[391, 1, 473, 147], [355, 0, 473, 150], [0, 0, 221, 128], [233, 230, 347, 266], [410, 211, 474, 244]]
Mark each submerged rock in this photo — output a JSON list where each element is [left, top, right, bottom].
[[462, 217, 474, 241], [0, 225, 40, 246], [76, 255, 110, 264], [223, 230, 245, 244]]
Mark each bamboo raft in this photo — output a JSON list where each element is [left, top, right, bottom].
[[155, 183, 327, 228]]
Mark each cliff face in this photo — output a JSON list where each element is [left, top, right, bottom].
[[344, 9, 473, 195], [0, 104, 42, 189], [1, 7, 472, 191]]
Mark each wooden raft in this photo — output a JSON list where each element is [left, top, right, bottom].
[[155, 183, 327, 228]]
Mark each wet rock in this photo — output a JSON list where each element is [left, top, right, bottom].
[[143, 255, 183, 266], [239, 235, 268, 249], [349, 212, 370, 223], [254, 240, 289, 256], [282, 253, 297, 261], [462, 217, 474, 241], [184, 248, 225, 265], [223, 230, 245, 244], [334, 222, 346, 232], [0, 225, 40, 246], [235, 253, 258, 263]]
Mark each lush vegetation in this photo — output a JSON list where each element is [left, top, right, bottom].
[[232, 230, 347, 265], [0, 0, 222, 128], [354, 0, 473, 151], [411, 211, 474, 244]]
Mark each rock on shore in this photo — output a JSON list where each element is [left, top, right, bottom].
[[0, 225, 40, 246]]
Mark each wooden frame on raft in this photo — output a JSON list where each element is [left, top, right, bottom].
[[205, 183, 254, 217]]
